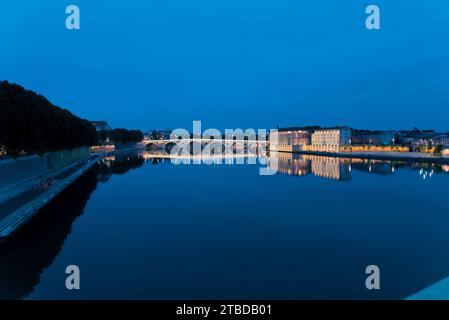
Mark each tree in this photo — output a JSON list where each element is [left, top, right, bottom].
[[107, 128, 144, 144], [150, 130, 162, 140], [434, 144, 443, 156], [0, 81, 97, 156]]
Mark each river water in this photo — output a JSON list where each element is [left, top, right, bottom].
[[1, 151, 449, 299]]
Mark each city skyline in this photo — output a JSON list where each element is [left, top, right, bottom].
[[1, 0, 449, 131]]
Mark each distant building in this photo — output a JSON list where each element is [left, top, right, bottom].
[[351, 130, 395, 146], [397, 130, 449, 150], [159, 129, 173, 140], [270, 127, 312, 152], [91, 121, 111, 132], [309, 127, 352, 152], [433, 134, 449, 147], [148, 129, 172, 140]]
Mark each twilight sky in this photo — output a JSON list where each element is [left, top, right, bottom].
[[1, 0, 449, 131]]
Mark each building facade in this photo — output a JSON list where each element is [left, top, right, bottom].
[[351, 130, 395, 146], [309, 127, 352, 152], [433, 135, 449, 147], [397, 131, 449, 150], [270, 128, 311, 152]]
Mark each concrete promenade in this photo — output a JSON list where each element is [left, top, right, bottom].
[[0, 155, 101, 239], [0, 143, 146, 239]]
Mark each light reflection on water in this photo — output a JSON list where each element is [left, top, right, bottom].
[[1, 151, 449, 300]]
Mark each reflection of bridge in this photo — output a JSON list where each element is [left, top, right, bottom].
[[141, 151, 261, 160], [143, 138, 268, 145]]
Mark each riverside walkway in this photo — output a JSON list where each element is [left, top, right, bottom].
[[0, 155, 101, 239]]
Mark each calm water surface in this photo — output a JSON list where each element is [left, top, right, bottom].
[[1, 151, 449, 299]]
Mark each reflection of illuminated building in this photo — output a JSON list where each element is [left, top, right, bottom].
[[270, 153, 351, 181], [270, 128, 311, 152], [90, 145, 115, 153], [350, 159, 395, 175], [273, 152, 311, 176], [304, 155, 351, 181]]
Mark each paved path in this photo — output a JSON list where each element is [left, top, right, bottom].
[[0, 168, 52, 204], [0, 155, 100, 239]]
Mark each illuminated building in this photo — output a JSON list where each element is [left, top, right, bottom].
[[309, 127, 352, 152], [270, 128, 311, 152]]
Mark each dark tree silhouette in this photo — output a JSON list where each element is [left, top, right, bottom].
[[97, 128, 143, 145], [0, 81, 97, 156]]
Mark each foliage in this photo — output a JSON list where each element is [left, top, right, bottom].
[[97, 128, 143, 144], [150, 130, 162, 140], [433, 144, 443, 156], [0, 81, 97, 156]]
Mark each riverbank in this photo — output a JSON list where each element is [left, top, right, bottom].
[[0, 144, 145, 240], [288, 150, 449, 164], [0, 155, 101, 240]]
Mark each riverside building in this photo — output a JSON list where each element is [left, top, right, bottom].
[[308, 127, 352, 152], [270, 128, 312, 152], [350, 130, 395, 146]]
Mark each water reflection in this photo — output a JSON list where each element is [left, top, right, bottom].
[[1, 151, 449, 299], [97, 153, 146, 182], [0, 168, 98, 300], [271, 152, 449, 181], [0, 155, 146, 300]]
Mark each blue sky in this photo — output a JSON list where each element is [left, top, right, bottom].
[[1, 0, 449, 131]]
